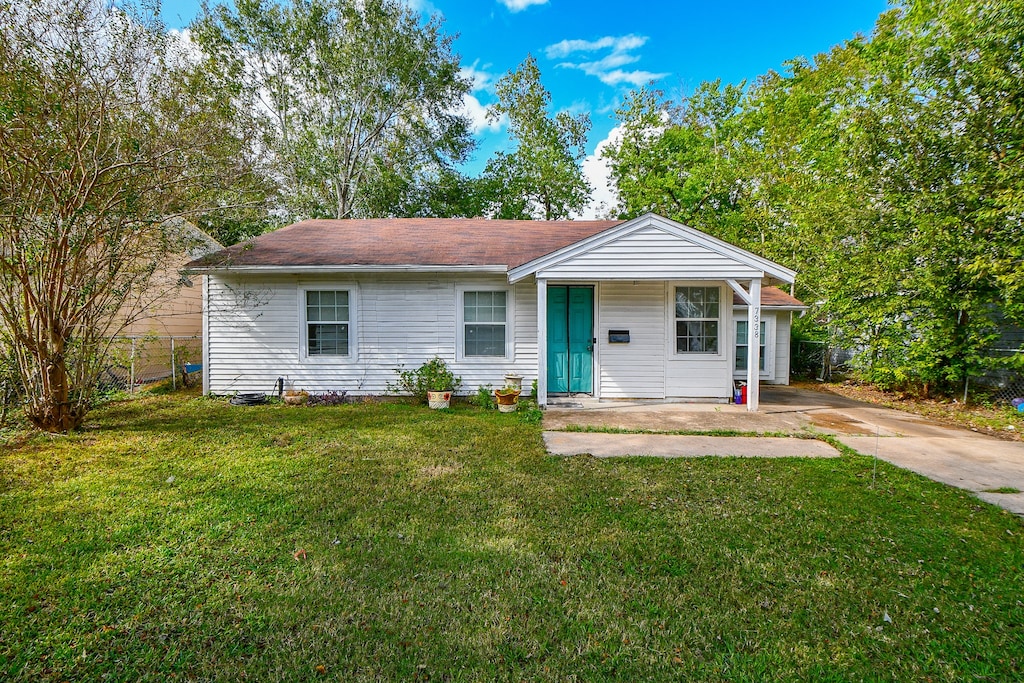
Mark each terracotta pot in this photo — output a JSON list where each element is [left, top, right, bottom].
[[494, 389, 521, 406]]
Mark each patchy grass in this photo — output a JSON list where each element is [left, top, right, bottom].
[[1, 394, 1023, 681], [982, 487, 1022, 495]]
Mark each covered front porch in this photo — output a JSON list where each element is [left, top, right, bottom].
[[507, 214, 797, 412]]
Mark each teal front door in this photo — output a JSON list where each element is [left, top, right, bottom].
[[547, 286, 594, 394]]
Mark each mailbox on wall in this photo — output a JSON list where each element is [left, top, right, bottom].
[[608, 330, 630, 343]]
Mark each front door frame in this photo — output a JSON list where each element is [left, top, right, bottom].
[[546, 284, 596, 396], [537, 279, 599, 406]]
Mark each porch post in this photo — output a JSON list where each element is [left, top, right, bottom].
[[746, 277, 761, 412], [536, 278, 548, 407]]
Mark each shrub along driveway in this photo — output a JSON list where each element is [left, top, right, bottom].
[[543, 386, 1024, 515]]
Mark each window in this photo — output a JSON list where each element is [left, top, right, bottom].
[[736, 320, 766, 372], [305, 290, 349, 356], [463, 290, 507, 357], [675, 286, 720, 353]]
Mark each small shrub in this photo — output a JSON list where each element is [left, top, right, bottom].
[[307, 391, 348, 406], [389, 356, 462, 402], [473, 384, 494, 410]]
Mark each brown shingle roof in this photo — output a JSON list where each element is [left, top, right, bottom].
[[732, 287, 806, 308], [188, 218, 623, 270]]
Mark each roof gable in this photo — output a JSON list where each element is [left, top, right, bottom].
[[507, 214, 796, 284]]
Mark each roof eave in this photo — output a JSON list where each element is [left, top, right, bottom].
[[186, 264, 510, 275]]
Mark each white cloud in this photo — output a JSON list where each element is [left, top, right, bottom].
[[498, 0, 548, 12], [545, 34, 647, 60], [577, 125, 624, 219], [460, 61, 497, 92], [404, 0, 439, 14], [546, 33, 668, 88], [461, 93, 504, 134]]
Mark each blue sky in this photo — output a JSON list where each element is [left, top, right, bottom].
[[161, 0, 889, 214]]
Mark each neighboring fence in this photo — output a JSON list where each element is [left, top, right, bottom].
[[966, 349, 1024, 404], [103, 335, 203, 393], [793, 340, 855, 381]]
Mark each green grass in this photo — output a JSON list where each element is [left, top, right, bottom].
[[982, 487, 1022, 495], [2, 394, 1023, 681]]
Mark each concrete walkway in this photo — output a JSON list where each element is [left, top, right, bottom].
[[544, 432, 839, 458], [543, 386, 1024, 515]]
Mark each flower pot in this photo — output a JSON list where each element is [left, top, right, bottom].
[[494, 388, 521, 412], [284, 391, 308, 405], [427, 390, 452, 409], [503, 374, 524, 391]]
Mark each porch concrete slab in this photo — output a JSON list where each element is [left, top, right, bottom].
[[543, 432, 840, 459], [835, 435, 1024, 515]]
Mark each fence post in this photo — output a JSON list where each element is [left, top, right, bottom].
[[129, 337, 136, 395], [171, 337, 176, 391]]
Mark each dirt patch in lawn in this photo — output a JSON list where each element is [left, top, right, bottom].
[[794, 381, 1024, 442], [806, 412, 876, 435]]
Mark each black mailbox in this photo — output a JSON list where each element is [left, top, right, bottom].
[[608, 330, 630, 343]]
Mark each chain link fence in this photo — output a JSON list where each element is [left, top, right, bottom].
[[967, 349, 1024, 404], [793, 340, 855, 381], [102, 335, 203, 393]]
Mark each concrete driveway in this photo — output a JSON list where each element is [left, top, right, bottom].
[[542, 386, 1024, 515]]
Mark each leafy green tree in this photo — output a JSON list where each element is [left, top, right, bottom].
[[0, 0, 257, 431], [192, 0, 473, 221], [607, 0, 1024, 396], [604, 81, 748, 242], [481, 55, 591, 220]]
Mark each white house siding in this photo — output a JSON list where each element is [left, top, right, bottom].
[[666, 283, 735, 400], [773, 312, 793, 385], [206, 272, 537, 395], [728, 309, 793, 386], [537, 226, 763, 281], [596, 282, 666, 399]]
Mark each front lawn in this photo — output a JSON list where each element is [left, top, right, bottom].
[[1, 395, 1022, 681]]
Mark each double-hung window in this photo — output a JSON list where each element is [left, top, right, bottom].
[[463, 290, 507, 358], [305, 290, 350, 356], [735, 320, 766, 371], [675, 286, 720, 354]]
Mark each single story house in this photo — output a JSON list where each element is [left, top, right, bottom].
[[188, 213, 805, 410]]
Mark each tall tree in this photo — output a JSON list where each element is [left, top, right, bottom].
[[606, 0, 1024, 395], [192, 0, 473, 221], [604, 81, 748, 242], [0, 0, 256, 431], [481, 55, 591, 220]]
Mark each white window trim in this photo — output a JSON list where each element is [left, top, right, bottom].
[[732, 309, 775, 379], [669, 282, 726, 359], [298, 285, 359, 363], [456, 284, 514, 362]]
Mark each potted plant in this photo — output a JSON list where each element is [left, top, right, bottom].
[[283, 389, 309, 405], [391, 356, 462, 409], [494, 383, 522, 413]]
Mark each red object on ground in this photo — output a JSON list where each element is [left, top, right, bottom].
[[740, 385, 747, 405]]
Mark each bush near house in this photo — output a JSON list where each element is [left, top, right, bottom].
[[1, 394, 1021, 681]]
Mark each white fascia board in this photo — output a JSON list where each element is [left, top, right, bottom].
[[733, 304, 808, 312], [508, 213, 796, 284], [189, 264, 510, 275]]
